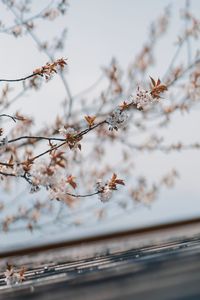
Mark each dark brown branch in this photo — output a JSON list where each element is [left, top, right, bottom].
[[24, 120, 106, 163], [0, 120, 107, 168], [0, 171, 16, 177], [8, 135, 65, 144], [0, 72, 39, 83], [65, 191, 100, 198], [0, 114, 24, 122], [31, 140, 67, 162]]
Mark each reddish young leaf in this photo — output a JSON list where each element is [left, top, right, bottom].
[[84, 115, 96, 127], [66, 175, 77, 189]]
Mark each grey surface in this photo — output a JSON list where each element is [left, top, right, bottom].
[[1, 236, 200, 300]]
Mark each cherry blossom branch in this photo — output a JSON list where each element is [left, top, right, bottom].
[[1, 59, 198, 172], [7, 120, 106, 145], [0, 58, 67, 86], [5, 0, 73, 120], [29, 29, 73, 119], [1, 1, 199, 234], [29, 120, 107, 163], [0, 169, 100, 199], [0, 120, 107, 168], [30, 140, 67, 162]]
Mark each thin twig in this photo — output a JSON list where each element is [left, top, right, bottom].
[[167, 58, 200, 87], [65, 191, 100, 198], [0, 72, 39, 83], [8, 135, 65, 143]]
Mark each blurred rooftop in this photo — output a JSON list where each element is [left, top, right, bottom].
[[1, 217, 200, 299]]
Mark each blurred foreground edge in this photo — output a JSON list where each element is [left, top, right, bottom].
[[1, 217, 200, 300]]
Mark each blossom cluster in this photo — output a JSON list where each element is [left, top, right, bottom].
[[4, 265, 25, 286], [30, 160, 56, 189], [96, 180, 113, 202], [106, 107, 129, 131], [132, 78, 167, 109], [59, 126, 76, 137], [33, 58, 67, 80], [95, 173, 125, 203], [49, 177, 75, 201], [106, 77, 167, 131], [132, 87, 155, 109], [59, 126, 81, 149]]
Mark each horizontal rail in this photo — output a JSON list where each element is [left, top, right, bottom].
[[1, 216, 200, 258]]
